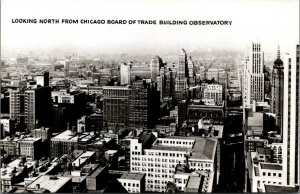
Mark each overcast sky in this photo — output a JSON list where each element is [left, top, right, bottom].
[[1, 0, 299, 57]]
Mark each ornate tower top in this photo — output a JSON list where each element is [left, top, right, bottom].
[[274, 45, 283, 66]]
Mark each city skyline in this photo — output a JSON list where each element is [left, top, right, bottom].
[[1, 0, 299, 57], [1, 0, 299, 193]]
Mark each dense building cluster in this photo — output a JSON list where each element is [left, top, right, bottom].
[[0, 44, 299, 193]]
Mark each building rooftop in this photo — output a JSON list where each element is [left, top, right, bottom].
[[51, 130, 95, 142], [150, 146, 189, 152], [264, 185, 299, 192], [191, 138, 216, 160], [260, 163, 282, 170], [149, 137, 217, 161], [72, 151, 95, 167], [103, 85, 131, 90], [19, 137, 41, 143], [257, 147, 272, 155], [72, 176, 86, 183], [26, 175, 71, 193], [51, 130, 78, 141], [87, 165, 107, 178], [119, 173, 145, 181], [186, 176, 202, 190]]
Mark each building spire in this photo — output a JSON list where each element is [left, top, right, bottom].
[[277, 46, 280, 59]]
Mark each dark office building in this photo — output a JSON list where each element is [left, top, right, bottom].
[[1, 97, 9, 115], [9, 86, 51, 131], [52, 90, 87, 129], [271, 47, 284, 131], [128, 80, 160, 129], [85, 113, 103, 132], [178, 100, 188, 128], [103, 86, 131, 130], [51, 104, 69, 133]]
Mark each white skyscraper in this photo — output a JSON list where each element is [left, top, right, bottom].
[[120, 63, 131, 85], [150, 56, 162, 81], [282, 48, 299, 187], [187, 56, 194, 78], [243, 42, 265, 107]]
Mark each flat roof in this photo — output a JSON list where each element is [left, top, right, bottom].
[[26, 175, 71, 193], [103, 86, 131, 89], [148, 137, 217, 161], [72, 176, 86, 183], [150, 146, 189, 152], [72, 151, 95, 167], [51, 130, 95, 142], [51, 130, 78, 141], [191, 138, 216, 160], [265, 185, 299, 192], [260, 163, 282, 170], [257, 147, 271, 155], [88, 165, 107, 178], [19, 137, 41, 142], [119, 173, 145, 181], [186, 176, 202, 189]]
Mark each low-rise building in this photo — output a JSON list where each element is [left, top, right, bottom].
[[71, 151, 96, 169], [130, 135, 217, 192], [203, 84, 223, 104], [117, 173, 146, 193], [26, 175, 72, 193], [19, 137, 42, 160], [0, 136, 20, 156], [248, 149, 284, 192], [86, 165, 108, 191]]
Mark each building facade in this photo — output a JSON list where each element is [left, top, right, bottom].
[[270, 47, 284, 131], [203, 84, 223, 104], [9, 86, 51, 131], [282, 46, 299, 187], [130, 136, 217, 192], [120, 63, 131, 85], [243, 42, 265, 107], [150, 56, 162, 81], [103, 86, 131, 130], [128, 80, 159, 130]]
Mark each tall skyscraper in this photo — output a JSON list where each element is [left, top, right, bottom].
[[271, 47, 284, 132], [9, 86, 51, 131], [243, 42, 265, 107], [25, 87, 52, 130], [9, 89, 25, 127], [128, 80, 159, 129], [282, 46, 299, 187], [120, 63, 131, 85], [103, 86, 131, 130], [187, 56, 194, 78], [296, 45, 299, 186], [35, 71, 49, 87], [295, 44, 300, 185], [150, 56, 162, 81], [178, 48, 188, 78], [175, 49, 189, 100]]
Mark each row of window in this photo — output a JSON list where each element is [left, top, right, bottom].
[[189, 162, 211, 167], [132, 162, 177, 168], [122, 182, 139, 187], [132, 166, 176, 174], [262, 172, 281, 177], [257, 180, 282, 187], [156, 140, 193, 146]]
